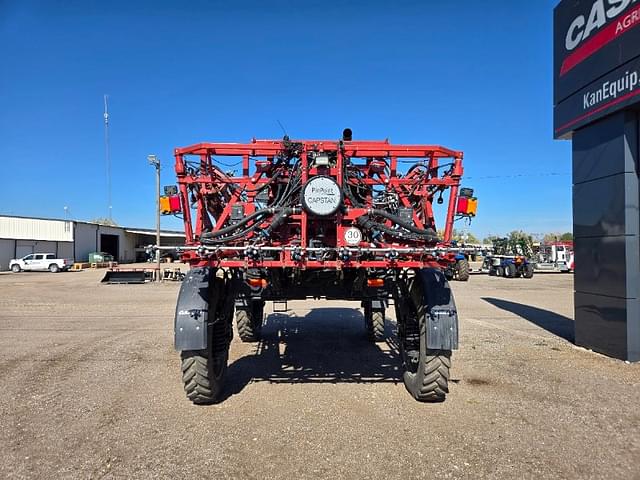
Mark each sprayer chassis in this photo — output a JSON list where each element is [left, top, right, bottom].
[[172, 137, 464, 404]]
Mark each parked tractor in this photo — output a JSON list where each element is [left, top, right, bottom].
[[444, 252, 471, 282], [168, 131, 473, 403], [483, 237, 534, 278]]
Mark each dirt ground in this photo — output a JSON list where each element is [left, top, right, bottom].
[[0, 266, 638, 479]]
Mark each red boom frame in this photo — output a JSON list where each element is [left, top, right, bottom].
[[173, 138, 464, 270]]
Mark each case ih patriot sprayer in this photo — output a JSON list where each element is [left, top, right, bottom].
[[170, 130, 475, 404]]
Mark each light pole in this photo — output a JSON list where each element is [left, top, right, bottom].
[[147, 154, 161, 282]]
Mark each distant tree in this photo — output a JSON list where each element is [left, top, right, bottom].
[[465, 232, 480, 244], [543, 232, 573, 243], [508, 230, 533, 243], [90, 217, 118, 226], [507, 230, 534, 256], [451, 229, 480, 244], [436, 229, 480, 244], [482, 235, 500, 245]]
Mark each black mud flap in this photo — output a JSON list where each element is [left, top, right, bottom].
[[174, 267, 214, 351], [417, 268, 459, 350]]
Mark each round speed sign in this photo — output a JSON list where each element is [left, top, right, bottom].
[[344, 227, 363, 246]]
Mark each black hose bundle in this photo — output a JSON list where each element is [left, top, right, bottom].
[[368, 209, 437, 237], [199, 206, 301, 245], [200, 208, 277, 244], [261, 207, 296, 238], [356, 212, 439, 244], [201, 208, 273, 239]]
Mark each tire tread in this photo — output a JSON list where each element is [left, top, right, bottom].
[[181, 351, 216, 404], [456, 259, 470, 281], [236, 309, 261, 342], [370, 310, 385, 342]]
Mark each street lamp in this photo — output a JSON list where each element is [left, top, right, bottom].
[[147, 154, 161, 282]]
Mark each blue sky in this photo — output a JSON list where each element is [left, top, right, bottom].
[[0, 0, 570, 239]]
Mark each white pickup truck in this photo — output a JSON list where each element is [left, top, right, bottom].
[[9, 253, 73, 273]]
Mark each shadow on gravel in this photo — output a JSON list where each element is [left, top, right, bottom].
[[220, 308, 402, 401], [482, 297, 575, 343]]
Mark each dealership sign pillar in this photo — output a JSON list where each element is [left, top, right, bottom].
[[554, 0, 640, 361]]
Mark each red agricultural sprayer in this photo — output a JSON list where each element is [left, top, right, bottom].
[[169, 129, 476, 404]]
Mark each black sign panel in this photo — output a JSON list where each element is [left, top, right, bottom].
[[164, 185, 178, 196], [555, 55, 640, 136], [554, 0, 640, 137]]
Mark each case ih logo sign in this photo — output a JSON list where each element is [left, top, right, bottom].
[[562, 0, 639, 75], [554, 0, 640, 138]]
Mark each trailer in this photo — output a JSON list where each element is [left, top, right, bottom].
[[534, 242, 574, 273]]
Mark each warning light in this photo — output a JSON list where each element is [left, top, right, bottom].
[[160, 195, 182, 215]]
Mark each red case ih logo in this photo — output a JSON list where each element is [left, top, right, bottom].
[[561, 0, 640, 75]]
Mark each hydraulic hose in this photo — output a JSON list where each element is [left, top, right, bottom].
[[261, 207, 298, 237], [356, 215, 440, 244], [200, 208, 276, 239], [368, 209, 437, 237], [201, 229, 257, 244]]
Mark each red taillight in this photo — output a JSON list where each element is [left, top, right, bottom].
[[367, 278, 384, 287]]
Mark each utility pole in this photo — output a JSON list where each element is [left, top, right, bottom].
[[147, 155, 161, 282], [104, 95, 112, 221]]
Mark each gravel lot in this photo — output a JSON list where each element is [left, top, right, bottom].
[[0, 266, 638, 479]]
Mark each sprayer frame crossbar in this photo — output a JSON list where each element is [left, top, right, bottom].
[[174, 138, 464, 269]]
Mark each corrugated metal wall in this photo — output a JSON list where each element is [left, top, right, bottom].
[[0, 239, 14, 271], [0, 216, 73, 242], [74, 223, 131, 262], [0, 216, 184, 268], [15, 240, 57, 258], [74, 223, 98, 263], [0, 239, 74, 271]]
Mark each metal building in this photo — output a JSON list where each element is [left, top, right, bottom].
[[0, 215, 185, 271]]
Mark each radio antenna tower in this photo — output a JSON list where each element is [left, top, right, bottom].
[[103, 94, 112, 220]]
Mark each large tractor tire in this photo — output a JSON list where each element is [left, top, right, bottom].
[[235, 301, 264, 342], [504, 263, 516, 278], [181, 347, 227, 404], [455, 259, 470, 281], [522, 263, 534, 279], [363, 301, 385, 342], [179, 275, 233, 404], [444, 267, 454, 281], [403, 334, 451, 402], [180, 302, 231, 404], [396, 270, 455, 402]]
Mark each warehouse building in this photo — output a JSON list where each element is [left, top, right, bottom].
[[0, 215, 186, 271]]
